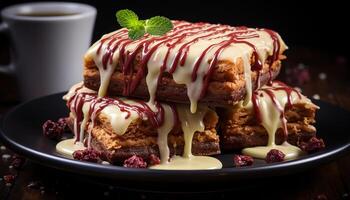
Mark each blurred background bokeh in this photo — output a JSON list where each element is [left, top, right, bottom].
[[1, 0, 349, 56]]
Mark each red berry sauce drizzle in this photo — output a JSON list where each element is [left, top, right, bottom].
[[93, 21, 282, 108], [251, 81, 302, 140], [67, 87, 178, 146]]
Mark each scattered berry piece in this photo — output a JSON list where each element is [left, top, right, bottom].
[[148, 154, 161, 166], [266, 149, 285, 163], [298, 137, 325, 153], [3, 174, 15, 184], [72, 149, 101, 163], [57, 117, 70, 132], [11, 155, 25, 169], [123, 155, 147, 168], [233, 154, 254, 167], [42, 120, 64, 140]]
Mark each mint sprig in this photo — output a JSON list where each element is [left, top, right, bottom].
[[116, 9, 139, 29], [128, 25, 145, 40], [145, 16, 173, 36], [116, 9, 173, 40]]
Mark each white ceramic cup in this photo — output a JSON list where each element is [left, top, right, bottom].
[[0, 2, 96, 101]]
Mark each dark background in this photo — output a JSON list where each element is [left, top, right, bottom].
[[0, 0, 349, 58], [1, 1, 350, 199]]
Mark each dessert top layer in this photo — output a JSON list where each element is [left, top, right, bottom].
[[85, 20, 287, 113]]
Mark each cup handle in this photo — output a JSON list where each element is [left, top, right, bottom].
[[0, 23, 14, 74]]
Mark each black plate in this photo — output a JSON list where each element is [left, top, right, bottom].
[[1, 93, 349, 185]]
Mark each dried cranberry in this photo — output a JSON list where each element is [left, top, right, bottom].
[[265, 149, 285, 163], [123, 155, 147, 168], [3, 174, 15, 184], [233, 154, 254, 167], [148, 154, 161, 166], [42, 120, 64, 140], [72, 149, 101, 163], [11, 155, 25, 169], [99, 151, 108, 161], [298, 137, 325, 153], [57, 117, 70, 132]]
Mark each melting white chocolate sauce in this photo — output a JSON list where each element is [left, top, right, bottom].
[[56, 138, 85, 158], [151, 105, 222, 170], [56, 21, 314, 169], [149, 156, 222, 170], [86, 21, 287, 113], [241, 81, 318, 159], [56, 83, 95, 155], [59, 84, 222, 169]]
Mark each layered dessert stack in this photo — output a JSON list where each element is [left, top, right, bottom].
[[61, 21, 319, 168]]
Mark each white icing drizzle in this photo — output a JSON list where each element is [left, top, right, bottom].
[[62, 82, 96, 101], [242, 81, 317, 159], [102, 103, 139, 135], [63, 85, 178, 163], [149, 155, 222, 170], [177, 105, 207, 158], [97, 57, 117, 97], [156, 104, 175, 164], [80, 103, 91, 145], [56, 139, 86, 158], [151, 105, 222, 170], [61, 84, 222, 169], [65, 83, 96, 144], [86, 21, 287, 113], [243, 142, 303, 160], [242, 54, 253, 105], [146, 50, 164, 108]]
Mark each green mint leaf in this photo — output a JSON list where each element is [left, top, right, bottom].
[[139, 20, 146, 26], [145, 16, 173, 36], [115, 9, 174, 40], [128, 25, 146, 40], [116, 9, 139, 28]]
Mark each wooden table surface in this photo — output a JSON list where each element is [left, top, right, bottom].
[[0, 47, 349, 200]]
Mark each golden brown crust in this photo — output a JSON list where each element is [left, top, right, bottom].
[[90, 137, 220, 164], [219, 102, 317, 150], [83, 54, 283, 106], [67, 108, 220, 163], [84, 52, 285, 81], [93, 108, 219, 149]]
